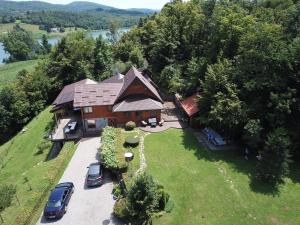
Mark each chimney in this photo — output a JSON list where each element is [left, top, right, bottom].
[[117, 72, 124, 80]]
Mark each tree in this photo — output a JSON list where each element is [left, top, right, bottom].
[[127, 172, 161, 224], [107, 21, 120, 44], [93, 36, 113, 80], [41, 34, 51, 54], [2, 25, 40, 61], [198, 59, 245, 137], [129, 46, 145, 69], [45, 32, 95, 88], [256, 128, 291, 185], [0, 185, 16, 223], [243, 119, 263, 150]]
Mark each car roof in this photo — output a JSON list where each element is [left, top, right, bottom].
[[49, 188, 66, 201], [88, 163, 101, 175]]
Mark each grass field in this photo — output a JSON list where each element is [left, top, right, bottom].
[[144, 129, 300, 225], [115, 129, 141, 183], [0, 107, 77, 225], [0, 23, 82, 39], [0, 60, 38, 88]]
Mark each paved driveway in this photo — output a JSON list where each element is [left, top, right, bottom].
[[37, 137, 123, 225]]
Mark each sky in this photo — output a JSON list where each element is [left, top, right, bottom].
[[12, 0, 171, 9]]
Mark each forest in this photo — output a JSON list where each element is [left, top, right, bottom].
[[1, 0, 300, 186], [0, 0, 150, 30], [21, 10, 147, 30]]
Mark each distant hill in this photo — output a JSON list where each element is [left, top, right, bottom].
[[127, 8, 160, 14], [0, 0, 156, 13]]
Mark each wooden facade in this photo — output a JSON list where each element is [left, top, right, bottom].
[[52, 66, 164, 134]]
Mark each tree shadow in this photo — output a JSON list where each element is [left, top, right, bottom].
[[287, 163, 300, 184], [180, 129, 281, 195], [249, 178, 279, 196]]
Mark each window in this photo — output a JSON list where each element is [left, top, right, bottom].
[[124, 112, 131, 118], [135, 111, 141, 116], [87, 120, 96, 129], [84, 107, 93, 113], [107, 105, 112, 112]]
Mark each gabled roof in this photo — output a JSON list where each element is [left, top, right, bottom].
[[53, 79, 97, 106], [180, 94, 200, 117], [102, 73, 125, 84], [113, 96, 163, 112], [73, 83, 123, 107], [118, 67, 163, 102]]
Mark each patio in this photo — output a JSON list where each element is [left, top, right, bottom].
[[50, 117, 83, 141], [139, 101, 188, 133]]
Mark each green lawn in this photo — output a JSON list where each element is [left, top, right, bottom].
[[144, 129, 300, 225], [115, 128, 141, 184], [0, 22, 83, 39], [0, 107, 77, 225], [0, 60, 38, 88]]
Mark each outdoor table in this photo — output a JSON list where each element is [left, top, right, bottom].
[[148, 118, 157, 124], [69, 121, 77, 131], [64, 127, 70, 134]]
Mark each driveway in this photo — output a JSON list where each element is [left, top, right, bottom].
[[37, 137, 123, 225]]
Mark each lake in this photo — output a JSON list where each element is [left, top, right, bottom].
[[0, 28, 129, 64]]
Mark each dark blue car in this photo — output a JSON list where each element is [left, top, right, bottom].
[[43, 182, 74, 220]]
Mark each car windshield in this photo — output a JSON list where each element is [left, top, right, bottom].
[[88, 164, 101, 176], [47, 200, 62, 207]]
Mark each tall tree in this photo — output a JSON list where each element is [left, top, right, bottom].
[[2, 25, 39, 61], [41, 34, 51, 54], [93, 36, 113, 80], [256, 128, 292, 185]]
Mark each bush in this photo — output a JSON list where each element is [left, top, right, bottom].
[[157, 185, 170, 211], [125, 121, 136, 131], [113, 198, 130, 221], [101, 127, 118, 170], [113, 184, 123, 200], [126, 172, 165, 223], [125, 136, 140, 147], [0, 184, 16, 215]]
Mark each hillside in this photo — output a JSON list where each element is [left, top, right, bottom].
[[0, 0, 151, 30], [0, 60, 38, 89], [0, 0, 154, 13], [0, 107, 77, 225]]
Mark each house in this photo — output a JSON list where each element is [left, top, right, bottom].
[[178, 93, 200, 128], [51, 66, 164, 137]]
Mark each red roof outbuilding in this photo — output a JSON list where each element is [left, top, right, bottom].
[[180, 94, 200, 117]]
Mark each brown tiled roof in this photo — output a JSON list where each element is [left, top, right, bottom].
[[53, 79, 97, 106], [73, 83, 123, 107], [102, 73, 124, 84], [180, 94, 200, 117], [113, 97, 163, 112], [118, 67, 163, 102]]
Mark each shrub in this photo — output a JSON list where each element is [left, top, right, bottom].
[[125, 121, 136, 131], [112, 184, 123, 200], [157, 185, 170, 211], [113, 198, 130, 221], [101, 127, 118, 170], [126, 172, 163, 223], [0, 184, 16, 216], [125, 136, 140, 147]]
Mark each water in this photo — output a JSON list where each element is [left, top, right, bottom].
[[0, 28, 130, 64], [0, 43, 9, 63]]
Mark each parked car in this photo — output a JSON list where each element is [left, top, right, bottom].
[[86, 163, 103, 187], [43, 182, 74, 220]]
